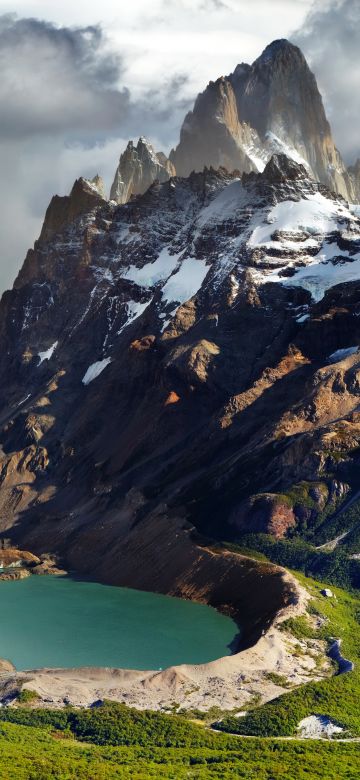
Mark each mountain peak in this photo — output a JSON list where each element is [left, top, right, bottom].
[[170, 39, 353, 200], [39, 176, 106, 244], [262, 153, 307, 183], [256, 38, 304, 65], [110, 137, 175, 204]]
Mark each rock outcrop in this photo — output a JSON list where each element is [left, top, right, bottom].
[[108, 40, 356, 209], [230, 494, 296, 538], [0, 568, 30, 581], [110, 137, 175, 204], [39, 176, 107, 244]]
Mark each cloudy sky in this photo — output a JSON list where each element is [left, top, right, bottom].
[[0, 0, 358, 291]]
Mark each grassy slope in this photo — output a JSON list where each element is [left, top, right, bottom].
[[0, 720, 359, 780], [219, 572, 360, 737]]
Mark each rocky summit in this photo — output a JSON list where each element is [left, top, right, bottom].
[[170, 39, 354, 201], [111, 41, 356, 207], [110, 137, 175, 204], [0, 131, 360, 587]]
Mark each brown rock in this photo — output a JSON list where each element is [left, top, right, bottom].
[[230, 494, 296, 538], [130, 335, 156, 352], [38, 177, 107, 244], [32, 562, 67, 576], [0, 549, 40, 567], [170, 77, 260, 177], [0, 568, 30, 581]]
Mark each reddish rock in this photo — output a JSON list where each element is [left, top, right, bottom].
[[230, 494, 296, 539], [130, 335, 156, 352], [164, 391, 180, 406]]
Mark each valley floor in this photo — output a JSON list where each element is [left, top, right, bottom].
[[0, 721, 359, 780]]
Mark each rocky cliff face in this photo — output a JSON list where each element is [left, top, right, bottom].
[[108, 41, 356, 211], [0, 153, 360, 583], [170, 39, 354, 202], [110, 137, 175, 204], [348, 159, 360, 202], [39, 176, 107, 244], [233, 40, 354, 200], [169, 77, 262, 177]]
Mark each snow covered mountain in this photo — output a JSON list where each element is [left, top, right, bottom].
[[107, 40, 357, 212], [0, 149, 360, 583]]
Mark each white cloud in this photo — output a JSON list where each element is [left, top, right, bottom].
[[294, 0, 360, 163], [0, 1, 313, 100], [0, 0, 344, 295]]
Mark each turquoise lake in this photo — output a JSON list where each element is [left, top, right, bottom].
[[0, 576, 237, 671]]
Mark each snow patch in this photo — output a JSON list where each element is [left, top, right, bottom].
[[161, 257, 209, 307], [16, 394, 31, 407], [328, 346, 358, 363], [123, 248, 181, 287], [82, 358, 112, 386], [229, 273, 240, 304], [117, 299, 152, 334], [243, 143, 266, 173], [249, 193, 349, 248], [93, 267, 113, 283], [38, 341, 58, 365], [196, 180, 247, 228], [116, 226, 139, 245]]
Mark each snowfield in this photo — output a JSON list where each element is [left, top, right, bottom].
[[82, 358, 112, 385], [161, 257, 209, 307], [249, 192, 350, 248], [123, 248, 181, 287], [38, 341, 58, 365], [36, 164, 360, 352]]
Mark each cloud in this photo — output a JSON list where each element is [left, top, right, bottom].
[[0, 14, 130, 141], [199, 0, 230, 9], [293, 0, 360, 163], [0, 13, 191, 146], [0, 2, 317, 293], [0, 13, 192, 292], [0, 14, 131, 291]]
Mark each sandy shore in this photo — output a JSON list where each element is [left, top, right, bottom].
[[5, 571, 331, 712]]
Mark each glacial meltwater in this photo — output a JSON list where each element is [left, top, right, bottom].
[[0, 576, 238, 670]]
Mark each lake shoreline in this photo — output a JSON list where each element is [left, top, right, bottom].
[[0, 538, 332, 713]]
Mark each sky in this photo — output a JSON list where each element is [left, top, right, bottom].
[[0, 0, 358, 291]]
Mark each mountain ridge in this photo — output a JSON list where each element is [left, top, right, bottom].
[[0, 150, 359, 586]]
